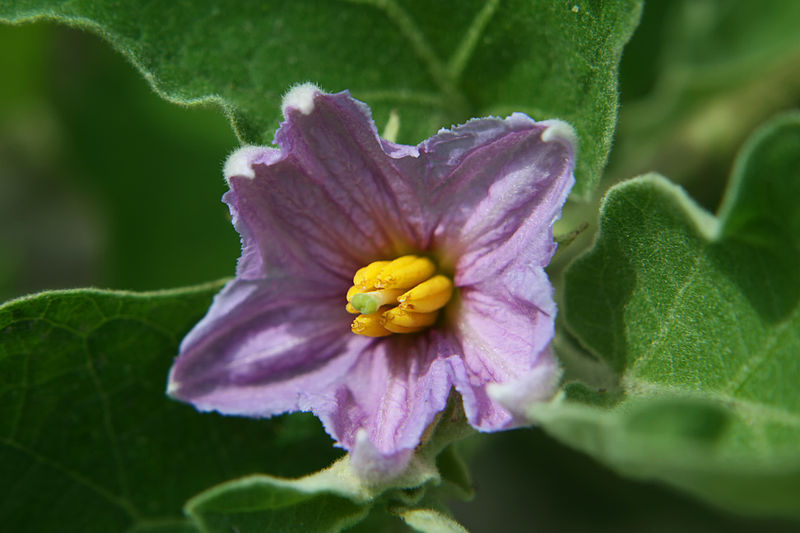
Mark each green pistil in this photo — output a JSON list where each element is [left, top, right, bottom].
[[350, 293, 379, 315]]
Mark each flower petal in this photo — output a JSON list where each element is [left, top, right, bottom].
[[399, 115, 574, 430], [221, 146, 282, 280], [349, 429, 414, 483], [168, 277, 367, 416], [411, 115, 575, 282], [279, 91, 429, 248], [222, 89, 433, 284], [313, 333, 458, 473], [448, 274, 562, 430], [486, 348, 561, 418]]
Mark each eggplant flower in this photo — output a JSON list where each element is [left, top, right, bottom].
[[167, 84, 575, 479]]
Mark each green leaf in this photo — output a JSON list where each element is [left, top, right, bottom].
[[0, 0, 642, 197], [549, 113, 800, 517], [434, 444, 473, 501], [0, 282, 342, 532], [185, 392, 474, 532], [395, 507, 469, 533], [185, 475, 370, 533]]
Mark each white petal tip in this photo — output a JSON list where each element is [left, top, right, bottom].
[[166, 379, 180, 397], [223, 145, 264, 183], [540, 119, 577, 149], [281, 82, 323, 117], [486, 359, 562, 417], [350, 429, 412, 483]]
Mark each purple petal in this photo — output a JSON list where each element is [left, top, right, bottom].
[[486, 348, 561, 418], [314, 332, 459, 469], [222, 88, 434, 284], [349, 429, 414, 483], [168, 277, 366, 416], [413, 116, 575, 282], [448, 273, 561, 430], [418, 113, 544, 182], [277, 90, 431, 251], [221, 146, 282, 280]]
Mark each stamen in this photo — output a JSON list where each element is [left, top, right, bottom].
[[350, 289, 404, 315], [351, 312, 393, 337], [348, 255, 454, 337], [353, 260, 391, 290], [398, 275, 453, 313], [382, 307, 439, 329], [375, 255, 436, 289], [346, 285, 360, 302], [382, 321, 428, 334]]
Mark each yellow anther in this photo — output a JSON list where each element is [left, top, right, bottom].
[[353, 260, 390, 290], [375, 255, 436, 290], [382, 321, 428, 334], [351, 313, 393, 337], [350, 289, 404, 315], [346, 286, 362, 313], [397, 275, 453, 313], [346, 285, 360, 302], [382, 307, 439, 329], [349, 256, 451, 337]]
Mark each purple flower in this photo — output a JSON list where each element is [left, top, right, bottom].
[[168, 84, 575, 479]]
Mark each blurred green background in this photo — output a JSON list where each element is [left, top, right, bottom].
[[2, 0, 800, 530], [0, 22, 239, 301]]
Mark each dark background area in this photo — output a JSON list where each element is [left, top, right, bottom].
[[449, 429, 798, 532], [0, 23, 238, 301]]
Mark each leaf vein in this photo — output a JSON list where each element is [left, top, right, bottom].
[[725, 307, 798, 394], [447, 0, 500, 81], [0, 437, 139, 519], [84, 336, 132, 501], [340, 0, 467, 112], [629, 252, 703, 375]]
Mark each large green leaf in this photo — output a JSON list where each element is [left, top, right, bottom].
[[0, 0, 642, 197], [546, 113, 800, 517], [0, 283, 342, 532]]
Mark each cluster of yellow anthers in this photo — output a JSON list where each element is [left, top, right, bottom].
[[347, 255, 454, 337]]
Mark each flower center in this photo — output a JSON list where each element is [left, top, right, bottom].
[[346, 255, 454, 337]]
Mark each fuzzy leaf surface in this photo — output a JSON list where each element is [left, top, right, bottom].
[[551, 113, 800, 517], [185, 394, 474, 532], [185, 474, 369, 533], [0, 283, 341, 532], [0, 0, 642, 196]]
